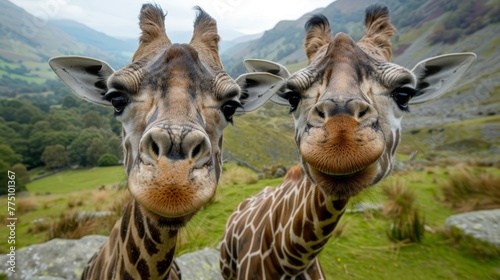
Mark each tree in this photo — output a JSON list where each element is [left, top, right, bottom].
[[107, 135, 123, 160], [67, 128, 105, 167], [0, 144, 22, 166], [0, 160, 10, 196], [11, 163, 29, 192], [83, 111, 103, 128], [28, 131, 77, 168], [98, 154, 119, 166], [86, 138, 108, 166], [61, 95, 79, 108], [41, 144, 67, 170]]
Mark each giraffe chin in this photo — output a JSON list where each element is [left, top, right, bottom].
[[128, 159, 217, 227], [306, 162, 379, 198], [141, 206, 197, 230]]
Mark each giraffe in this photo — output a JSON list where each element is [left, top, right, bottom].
[[220, 4, 476, 279], [49, 4, 271, 279]]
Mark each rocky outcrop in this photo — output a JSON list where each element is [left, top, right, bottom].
[[176, 248, 223, 280], [445, 209, 500, 247], [0, 235, 107, 280], [0, 235, 222, 280]]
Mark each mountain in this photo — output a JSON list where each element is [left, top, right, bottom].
[[0, 0, 133, 89], [220, 32, 263, 53], [221, 0, 500, 165], [49, 19, 138, 57]]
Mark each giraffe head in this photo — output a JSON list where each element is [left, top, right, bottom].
[[49, 4, 270, 228], [241, 5, 475, 198]]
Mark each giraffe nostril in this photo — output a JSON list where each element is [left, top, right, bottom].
[[316, 107, 325, 119], [191, 143, 202, 159], [358, 108, 367, 119], [151, 141, 160, 159]]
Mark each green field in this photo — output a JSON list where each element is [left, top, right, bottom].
[[1, 164, 499, 279], [27, 166, 126, 194]]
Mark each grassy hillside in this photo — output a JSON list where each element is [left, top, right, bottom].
[[27, 166, 126, 195], [50, 19, 137, 57], [2, 164, 498, 279], [0, 0, 131, 89], [225, 103, 298, 168]]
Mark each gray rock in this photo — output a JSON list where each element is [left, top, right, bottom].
[[346, 202, 383, 213], [1, 235, 223, 280], [0, 235, 107, 280], [445, 209, 500, 247], [176, 248, 223, 280], [76, 211, 113, 220]]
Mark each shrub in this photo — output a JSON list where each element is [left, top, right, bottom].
[[382, 180, 425, 243], [108, 190, 131, 217], [16, 197, 38, 214], [67, 198, 84, 209], [47, 211, 98, 240], [439, 166, 500, 212], [382, 180, 416, 219], [97, 153, 119, 167], [27, 220, 51, 234], [220, 164, 259, 186], [387, 208, 425, 243]]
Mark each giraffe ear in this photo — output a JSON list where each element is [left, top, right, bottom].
[[243, 59, 290, 79], [235, 72, 285, 114], [409, 52, 476, 105], [241, 59, 290, 106], [49, 56, 115, 107]]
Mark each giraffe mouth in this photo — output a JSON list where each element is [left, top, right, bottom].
[[315, 165, 366, 177], [143, 207, 198, 230], [156, 212, 197, 229], [129, 158, 217, 222], [306, 162, 379, 198]]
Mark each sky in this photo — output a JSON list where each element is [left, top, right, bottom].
[[10, 0, 334, 41]]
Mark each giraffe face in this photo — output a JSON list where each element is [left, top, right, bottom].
[[241, 6, 474, 199], [112, 44, 239, 226], [49, 5, 275, 229], [277, 8, 416, 198]]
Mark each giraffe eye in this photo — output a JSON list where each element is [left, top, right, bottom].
[[104, 91, 130, 115], [391, 87, 416, 111], [221, 100, 242, 123], [281, 90, 301, 113]]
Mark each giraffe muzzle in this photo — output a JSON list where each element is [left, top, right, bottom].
[[127, 124, 217, 219], [139, 125, 212, 169]]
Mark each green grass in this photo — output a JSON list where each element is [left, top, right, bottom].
[[2, 165, 499, 279], [27, 166, 126, 194]]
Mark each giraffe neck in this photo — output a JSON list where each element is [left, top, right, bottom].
[[274, 165, 348, 275], [82, 200, 181, 280], [221, 165, 349, 279]]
